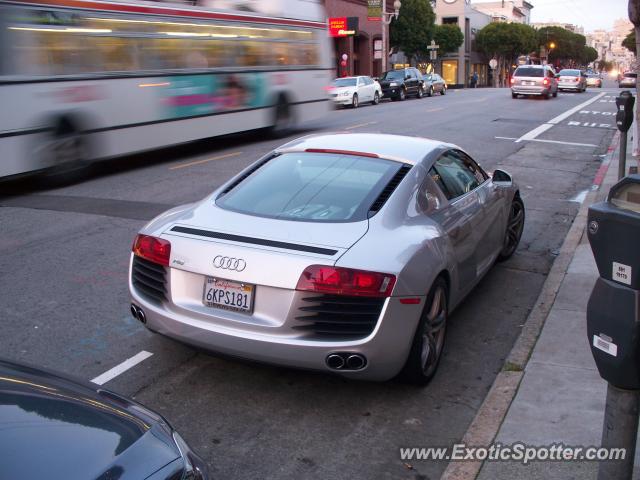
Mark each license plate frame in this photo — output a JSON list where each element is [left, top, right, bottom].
[[203, 276, 255, 314]]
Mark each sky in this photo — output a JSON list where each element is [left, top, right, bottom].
[[472, 0, 629, 32]]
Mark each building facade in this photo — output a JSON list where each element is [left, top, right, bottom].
[[471, 0, 532, 24], [433, 0, 491, 88]]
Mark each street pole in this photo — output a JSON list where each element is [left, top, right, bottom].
[[597, 385, 640, 480], [381, 0, 401, 74], [619, 131, 628, 180]]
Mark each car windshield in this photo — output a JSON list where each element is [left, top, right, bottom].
[[514, 68, 544, 77], [559, 69, 580, 76], [217, 152, 403, 222], [333, 78, 357, 87], [382, 70, 405, 80], [624, 73, 637, 78]]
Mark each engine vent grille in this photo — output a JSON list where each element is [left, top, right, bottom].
[[293, 295, 385, 340], [368, 165, 412, 215], [132, 255, 167, 303]]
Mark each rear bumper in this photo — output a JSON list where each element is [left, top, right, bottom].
[[558, 83, 582, 90], [129, 267, 423, 381], [511, 86, 550, 96]]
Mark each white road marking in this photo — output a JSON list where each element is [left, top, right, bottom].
[[170, 151, 242, 170], [91, 351, 153, 385], [528, 138, 598, 147], [515, 92, 607, 143], [495, 136, 517, 140], [344, 121, 378, 130]]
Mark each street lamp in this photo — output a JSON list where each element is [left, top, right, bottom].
[[381, 0, 401, 73]]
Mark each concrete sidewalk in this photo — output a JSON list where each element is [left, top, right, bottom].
[[473, 130, 638, 480]]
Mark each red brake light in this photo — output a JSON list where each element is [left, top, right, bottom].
[[543, 78, 549, 86], [296, 265, 396, 297], [132, 234, 171, 266], [510, 77, 515, 84]]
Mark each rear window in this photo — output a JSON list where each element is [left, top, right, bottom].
[[217, 152, 404, 222], [333, 78, 357, 87], [559, 69, 580, 76], [624, 72, 637, 78], [514, 67, 544, 77]]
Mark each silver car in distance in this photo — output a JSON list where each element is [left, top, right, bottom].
[[129, 134, 524, 385]]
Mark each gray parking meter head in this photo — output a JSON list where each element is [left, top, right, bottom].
[[587, 174, 640, 389], [616, 91, 635, 133]]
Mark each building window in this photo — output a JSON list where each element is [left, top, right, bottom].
[[442, 60, 458, 85], [442, 17, 458, 25]]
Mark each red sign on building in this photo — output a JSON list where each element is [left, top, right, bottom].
[[328, 17, 358, 37]]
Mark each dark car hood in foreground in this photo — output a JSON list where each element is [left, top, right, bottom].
[[0, 359, 180, 480]]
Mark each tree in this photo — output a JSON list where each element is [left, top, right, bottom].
[[476, 22, 537, 87], [538, 27, 597, 66], [582, 46, 599, 65], [389, 0, 435, 66], [433, 24, 464, 56], [623, 28, 636, 54]]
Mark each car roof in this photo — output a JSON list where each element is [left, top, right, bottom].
[[276, 133, 449, 165]]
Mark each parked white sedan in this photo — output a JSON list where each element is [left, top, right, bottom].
[[328, 76, 382, 108]]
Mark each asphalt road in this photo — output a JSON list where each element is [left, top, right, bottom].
[[0, 79, 622, 480]]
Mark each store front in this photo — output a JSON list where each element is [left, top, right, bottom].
[[442, 60, 458, 86]]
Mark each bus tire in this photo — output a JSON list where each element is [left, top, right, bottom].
[[39, 118, 90, 185], [270, 96, 294, 137]]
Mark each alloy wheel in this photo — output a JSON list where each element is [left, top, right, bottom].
[[421, 285, 447, 378], [499, 197, 525, 260]]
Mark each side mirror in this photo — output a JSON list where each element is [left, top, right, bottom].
[[492, 169, 512, 184]]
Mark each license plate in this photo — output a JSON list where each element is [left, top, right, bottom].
[[524, 81, 535, 85], [203, 277, 254, 313]]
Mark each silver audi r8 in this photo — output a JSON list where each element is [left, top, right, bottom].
[[129, 134, 524, 385]]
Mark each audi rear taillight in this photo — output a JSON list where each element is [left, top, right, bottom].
[[132, 234, 171, 266], [296, 265, 396, 297]]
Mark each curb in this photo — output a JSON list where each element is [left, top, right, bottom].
[[440, 130, 622, 480]]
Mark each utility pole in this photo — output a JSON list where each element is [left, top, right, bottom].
[[381, 0, 402, 73]]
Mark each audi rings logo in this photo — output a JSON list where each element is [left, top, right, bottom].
[[213, 256, 247, 272]]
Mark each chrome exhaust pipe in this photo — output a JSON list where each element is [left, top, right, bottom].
[[137, 308, 146, 324], [326, 354, 345, 370], [130, 304, 139, 320], [346, 354, 366, 370]]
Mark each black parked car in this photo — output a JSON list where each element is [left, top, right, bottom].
[[0, 358, 208, 480], [378, 67, 424, 101]]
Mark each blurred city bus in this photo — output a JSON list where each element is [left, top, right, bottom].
[[0, 0, 332, 179]]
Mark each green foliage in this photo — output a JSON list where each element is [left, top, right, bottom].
[[389, 0, 435, 65], [623, 29, 636, 55], [476, 22, 537, 61], [536, 26, 590, 65], [582, 46, 598, 64], [433, 24, 464, 56]]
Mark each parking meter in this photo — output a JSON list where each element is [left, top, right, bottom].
[[587, 175, 640, 389], [616, 91, 635, 133]]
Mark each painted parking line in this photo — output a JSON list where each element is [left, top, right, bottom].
[[170, 151, 242, 170], [426, 107, 444, 113], [91, 351, 153, 385], [344, 121, 378, 130], [515, 91, 607, 143]]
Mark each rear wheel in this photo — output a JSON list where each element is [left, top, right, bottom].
[[428, 86, 434, 97], [373, 91, 380, 105], [552, 90, 558, 98], [399, 278, 448, 386], [270, 98, 294, 137], [441, 86, 446, 95], [498, 196, 525, 261], [38, 120, 90, 185]]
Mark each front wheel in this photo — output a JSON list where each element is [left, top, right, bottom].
[[498, 196, 525, 261], [399, 278, 448, 386], [441, 86, 446, 95], [428, 86, 434, 97], [512, 92, 518, 99], [398, 88, 406, 101], [373, 91, 380, 105], [417, 86, 424, 99], [352, 93, 359, 108]]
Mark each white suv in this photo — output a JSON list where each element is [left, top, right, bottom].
[[511, 65, 558, 99]]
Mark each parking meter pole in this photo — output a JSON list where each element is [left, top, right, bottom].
[[598, 384, 640, 480], [619, 131, 627, 180]]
